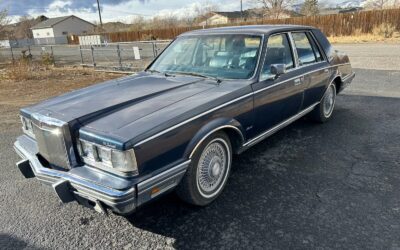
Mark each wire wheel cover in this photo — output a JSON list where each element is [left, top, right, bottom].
[[323, 85, 335, 117], [197, 140, 228, 195]]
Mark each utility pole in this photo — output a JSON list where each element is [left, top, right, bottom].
[[96, 0, 103, 28], [240, 0, 243, 21]]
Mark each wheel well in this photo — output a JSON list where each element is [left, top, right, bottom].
[[221, 128, 244, 154], [333, 77, 342, 94]]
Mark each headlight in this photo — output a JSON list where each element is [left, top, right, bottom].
[[20, 116, 35, 138], [77, 139, 138, 175]]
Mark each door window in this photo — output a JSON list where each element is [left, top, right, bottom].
[[260, 33, 294, 81], [292, 32, 318, 66], [308, 33, 324, 62]]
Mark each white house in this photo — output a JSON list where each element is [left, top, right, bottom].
[[0, 40, 10, 48], [31, 15, 95, 45]]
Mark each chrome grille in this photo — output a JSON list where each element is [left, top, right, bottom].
[[31, 113, 77, 170]]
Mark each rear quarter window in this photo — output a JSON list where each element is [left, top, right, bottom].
[[292, 32, 317, 66]]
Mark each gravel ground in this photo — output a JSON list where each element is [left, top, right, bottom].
[[0, 43, 400, 249]]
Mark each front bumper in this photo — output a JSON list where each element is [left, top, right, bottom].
[[14, 135, 189, 215]]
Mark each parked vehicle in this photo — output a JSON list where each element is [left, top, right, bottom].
[[14, 25, 355, 215]]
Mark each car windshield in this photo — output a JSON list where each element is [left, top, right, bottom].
[[148, 34, 262, 80]]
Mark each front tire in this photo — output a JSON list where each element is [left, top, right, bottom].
[[309, 83, 337, 123], [176, 131, 232, 206]]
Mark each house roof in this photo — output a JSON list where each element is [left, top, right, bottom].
[[214, 11, 247, 19], [31, 15, 94, 29], [213, 10, 262, 19]]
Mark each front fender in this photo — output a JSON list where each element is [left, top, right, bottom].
[[184, 117, 245, 159]]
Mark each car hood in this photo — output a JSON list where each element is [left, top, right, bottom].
[[23, 72, 223, 147]]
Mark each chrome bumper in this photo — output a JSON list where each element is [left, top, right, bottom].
[[339, 72, 356, 93], [14, 135, 189, 215]]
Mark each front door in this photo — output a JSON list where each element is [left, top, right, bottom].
[[250, 33, 305, 138]]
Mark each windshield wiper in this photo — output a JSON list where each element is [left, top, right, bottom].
[[146, 69, 161, 74], [173, 72, 222, 84], [146, 69, 175, 77]]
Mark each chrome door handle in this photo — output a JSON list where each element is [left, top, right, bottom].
[[294, 78, 302, 85]]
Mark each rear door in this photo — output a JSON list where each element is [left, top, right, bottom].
[[250, 33, 304, 138], [290, 32, 331, 109]]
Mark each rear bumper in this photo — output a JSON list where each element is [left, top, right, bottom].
[[339, 72, 355, 93], [14, 135, 189, 215]]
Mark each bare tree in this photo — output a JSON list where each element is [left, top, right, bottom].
[[0, 7, 10, 38], [16, 16, 35, 39], [252, 0, 294, 19], [194, 1, 219, 26], [130, 16, 145, 31], [301, 0, 319, 16], [364, 0, 400, 9]]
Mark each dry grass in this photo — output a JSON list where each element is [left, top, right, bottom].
[[329, 24, 400, 44], [329, 32, 400, 44], [0, 64, 121, 130]]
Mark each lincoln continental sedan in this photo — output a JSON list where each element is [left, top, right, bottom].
[[14, 25, 355, 215]]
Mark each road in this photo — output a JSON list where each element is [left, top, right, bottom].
[[1, 43, 400, 249]]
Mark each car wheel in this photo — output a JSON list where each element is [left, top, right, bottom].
[[309, 83, 336, 123], [176, 131, 232, 206]]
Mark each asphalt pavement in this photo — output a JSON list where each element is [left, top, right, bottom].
[[1, 44, 400, 249]]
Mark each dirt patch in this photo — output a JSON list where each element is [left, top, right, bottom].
[[0, 65, 122, 131]]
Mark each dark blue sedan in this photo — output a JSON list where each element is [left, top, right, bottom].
[[14, 25, 355, 215]]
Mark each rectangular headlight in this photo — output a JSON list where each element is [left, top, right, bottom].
[[20, 116, 35, 139], [77, 140, 138, 175]]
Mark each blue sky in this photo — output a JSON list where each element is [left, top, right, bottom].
[[1, 0, 346, 23]]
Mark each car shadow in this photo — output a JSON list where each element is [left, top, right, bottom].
[[125, 96, 399, 249], [0, 234, 41, 250], [124, 113, 343, 248]]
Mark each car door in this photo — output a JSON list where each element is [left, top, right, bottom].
[[291, 31, 331, 109], [250, 33, 305, 138]]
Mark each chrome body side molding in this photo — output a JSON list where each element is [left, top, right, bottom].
[[189, 125, 244, 159], [134, 92, 253, 147], [241, 103, 319, 150]]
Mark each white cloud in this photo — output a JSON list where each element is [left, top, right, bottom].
[[22, 0, 251, 23]]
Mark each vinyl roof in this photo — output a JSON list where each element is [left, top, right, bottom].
[[181, 25, 315, 36]]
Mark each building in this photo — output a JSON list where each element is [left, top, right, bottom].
[[199, 11, 262, 26], [199, 9, 301, 26], [31, 15, 95, 45]]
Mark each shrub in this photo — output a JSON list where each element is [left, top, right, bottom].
[[5, 59, 34, 81], [372, 23, 396, 38], [41, 52, 55, 66]]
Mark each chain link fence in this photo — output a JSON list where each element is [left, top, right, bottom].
[[0, 40, 171, 72]]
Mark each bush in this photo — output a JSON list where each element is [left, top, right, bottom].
[[141, 33, 157, 41], [5, 59, 35, 81], [41, 52, 55, 66], [372, 23, 396, 38]]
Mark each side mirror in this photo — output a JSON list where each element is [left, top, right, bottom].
[[270, 64, 286, 78]]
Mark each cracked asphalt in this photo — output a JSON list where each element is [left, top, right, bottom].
[[1, 44, 400, 249]]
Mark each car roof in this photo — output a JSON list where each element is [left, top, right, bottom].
[[180, 25, 316, 36]]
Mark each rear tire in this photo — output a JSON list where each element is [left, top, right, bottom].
[[309, 83, 336, 123], [176, 131, 232, 206]]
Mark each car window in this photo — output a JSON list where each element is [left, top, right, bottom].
[[260, 33, 294, 81], [149, 34, 262, 79], [292, 32, 317, 66], [168, 38, 197, 65], [308, 33, 324, 62]]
